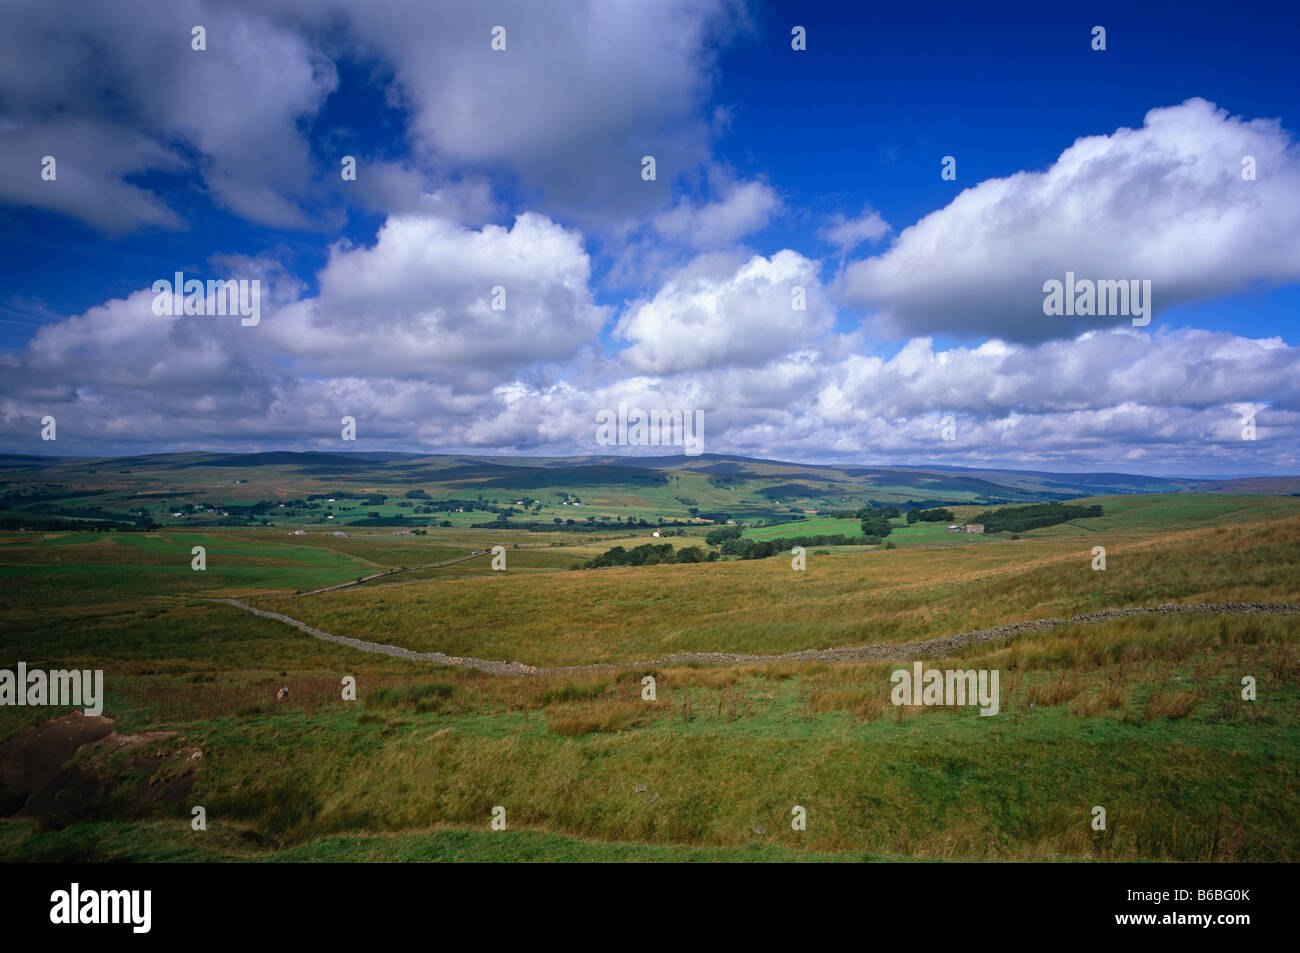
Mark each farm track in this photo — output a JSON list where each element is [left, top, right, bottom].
[[213, 598, 1300, 677], [299, 551, 489, 595]]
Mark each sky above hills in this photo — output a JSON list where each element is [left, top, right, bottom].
[[0, 0, 1298, 476]]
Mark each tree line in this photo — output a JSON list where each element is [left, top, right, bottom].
[[969, 501, 1104, 533]]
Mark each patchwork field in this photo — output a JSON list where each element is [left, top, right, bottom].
[[1, 488, 1298, 862]]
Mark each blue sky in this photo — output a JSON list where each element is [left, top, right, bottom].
[[1, 0, 1298, 474]]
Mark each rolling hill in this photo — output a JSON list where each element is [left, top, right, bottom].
[[3, 451, 1295, 532]]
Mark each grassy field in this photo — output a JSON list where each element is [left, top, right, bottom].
[[246, 500, 1300, 665], [1, 492, 1297, 862]]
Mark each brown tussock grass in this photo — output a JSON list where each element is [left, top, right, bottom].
[[1143, 690, 1197, 721], [546, 699, 647, 736]]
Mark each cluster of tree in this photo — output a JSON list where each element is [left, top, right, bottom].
[[704, 524, 744, 546], [583, 543, 713, 568], [721, 533, 876, 558], [858, 513, 895, 538], [828, 503, 901, 521], [585, 526, 894, 568], [720, 538, 775, 559], [906, 508, 955, 524], [770, 534, 870, 549], [969, 502, 1104, 533], [861, 505, 902, 520]]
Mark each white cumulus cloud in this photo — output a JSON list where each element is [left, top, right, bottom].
[[840, 98, 1300, 342]]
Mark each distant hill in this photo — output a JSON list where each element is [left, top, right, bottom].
[[0, 451, 1295, 529], [1189, 475, 1300, 495]]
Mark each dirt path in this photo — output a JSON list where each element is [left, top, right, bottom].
[[213, 598, 1300, 677], [300, 550, 489, 595]]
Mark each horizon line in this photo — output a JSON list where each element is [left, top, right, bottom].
[[1, 448, 1296, 484]]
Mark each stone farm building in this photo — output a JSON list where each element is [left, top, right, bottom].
[[965, 524, 985, 534]]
